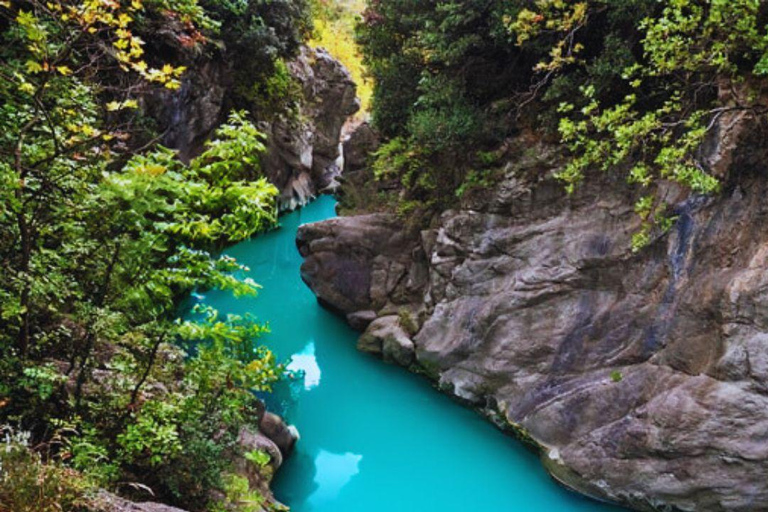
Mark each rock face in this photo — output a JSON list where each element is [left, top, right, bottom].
[[146, 46, 358, 210], [343, 122, 379, 175], [297, 119, 768, 511], [262, 47, 360, 210], [144, 59, 230, 163]]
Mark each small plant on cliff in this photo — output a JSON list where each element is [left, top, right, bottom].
[[397, 308, 419, 337]]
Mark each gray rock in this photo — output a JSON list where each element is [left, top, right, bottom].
[[261, 46, 359, 210], [259, 411, 298, 458], [296, 213, 422, 315], [94, 492, 188, 512], [297, 110, 768, 511], [347, 310, 378, 331], [343, 122, 379, 175], [358, 315, 415, 367]]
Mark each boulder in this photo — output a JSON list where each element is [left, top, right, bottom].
[[259, 412, 298, 458], [358, 315, 415, 367], [296, 213, 422, 315]]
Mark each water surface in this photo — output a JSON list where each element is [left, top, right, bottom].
[[199, 196, 622, 512]]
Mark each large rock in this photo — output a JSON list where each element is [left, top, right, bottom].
[[262, 47, 360, 210], [297, 114, 768, 510], [296, 213, 425, 317]]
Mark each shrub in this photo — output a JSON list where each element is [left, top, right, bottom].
[[0, 429, 95, 512]]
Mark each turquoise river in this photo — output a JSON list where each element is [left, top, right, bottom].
[[195, 196, 623, 512]]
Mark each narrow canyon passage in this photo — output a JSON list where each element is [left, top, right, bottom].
[[192, 197, 623, 512]]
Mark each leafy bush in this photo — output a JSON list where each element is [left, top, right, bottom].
[[202, 0, 312, 114], [357, 0, 524, 211], [510, 0, 768, 248], [360, 0, 768, 245]]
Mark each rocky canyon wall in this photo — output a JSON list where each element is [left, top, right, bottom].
[[297, 116, 768, 511], [144, 45, 358, 210]]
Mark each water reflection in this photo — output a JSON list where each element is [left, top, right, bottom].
[[287, 342, 322, 390], [311, 450, 363, 503]]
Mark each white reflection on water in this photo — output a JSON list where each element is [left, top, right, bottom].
[[311, 450, 363, 503], [287, 341, 322, 390]]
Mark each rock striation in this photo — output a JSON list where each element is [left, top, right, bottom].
[[297, 119, 768, 511]]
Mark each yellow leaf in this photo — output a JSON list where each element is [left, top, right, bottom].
[[25, 60, 43, 73], [56, 65, 72, 76], [131, 60, 147, 72], [1, 0, 12, 8], [106, 99, 139, 111], [161, 63, 174, 75]]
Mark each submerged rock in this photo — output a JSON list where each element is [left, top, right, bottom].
[[297, 116, 768, 510]]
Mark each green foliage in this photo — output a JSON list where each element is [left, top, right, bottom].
[[397, 308, 418, 337], [610, 371, 623, 383], [0, 1, 284, 508], [511, 0, 768, 248], [202, 0, 312, 114], [216, 474, 267, 512], [245, 449, 272, 468], [242, 59, 304, 121], [358, 0, 527, 210], [362, 0, 768, 245]]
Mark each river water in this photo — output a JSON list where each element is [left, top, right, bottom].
[[198, 196, 622, 512]]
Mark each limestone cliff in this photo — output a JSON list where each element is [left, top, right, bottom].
[[297, 114, 768, 510]]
